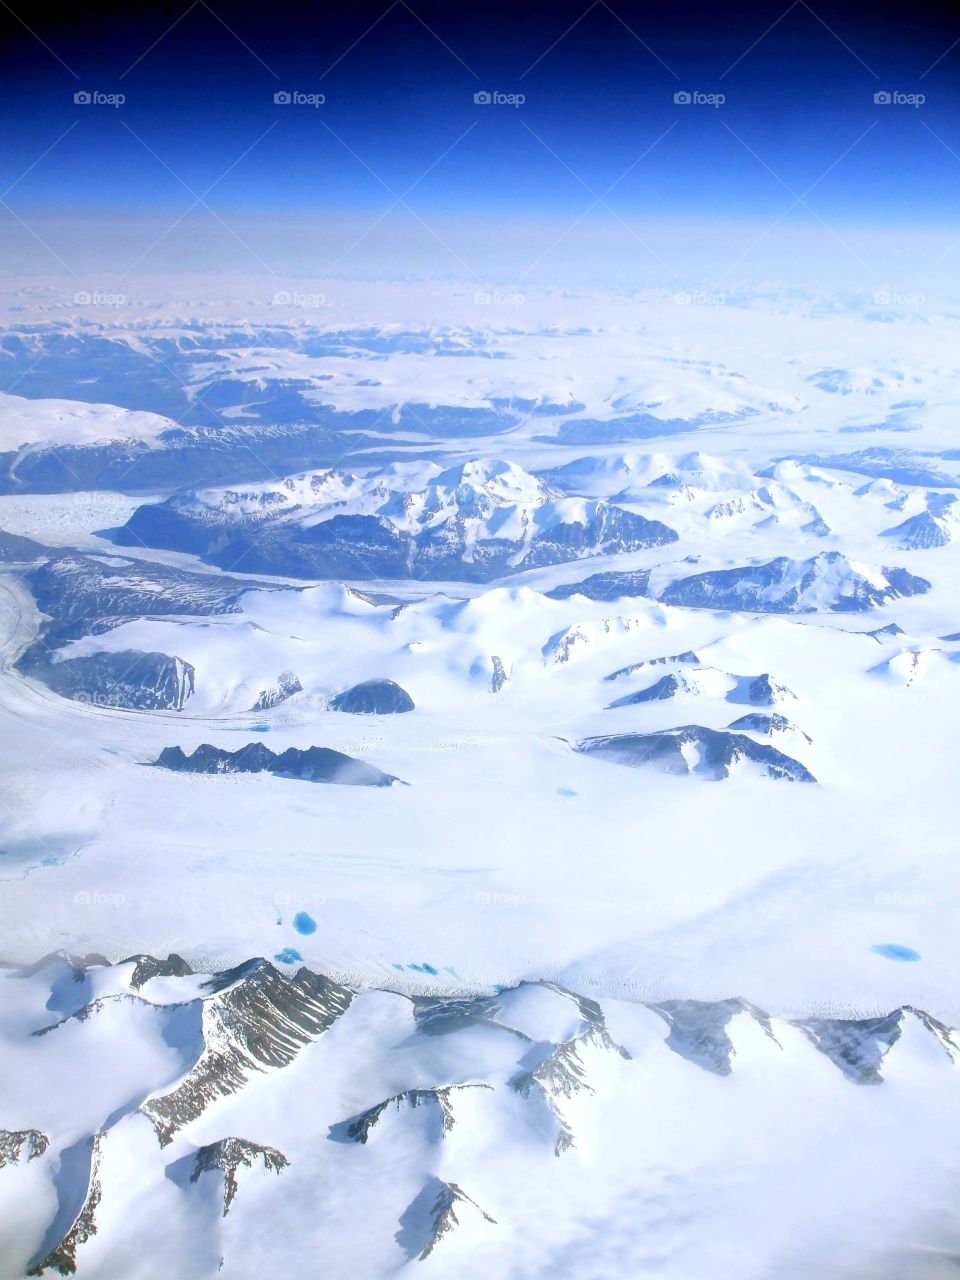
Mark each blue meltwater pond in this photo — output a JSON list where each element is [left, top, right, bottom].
[[871, 943, 921, 962], [274, 948, 303, 965], [292, 912, 317, 935]]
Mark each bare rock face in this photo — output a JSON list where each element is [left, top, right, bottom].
[[141, 962, 353, 1145], [0, 1128, 49, 1167], [190, 1137, 289, 1215]]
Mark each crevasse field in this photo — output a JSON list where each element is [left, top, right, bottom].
[[1, 281, 960, 1278]]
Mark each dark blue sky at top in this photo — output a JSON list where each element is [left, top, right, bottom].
[[1, 0, 959, 227]]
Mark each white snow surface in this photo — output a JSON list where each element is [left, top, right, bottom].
[[2, 287, 960, 1278]]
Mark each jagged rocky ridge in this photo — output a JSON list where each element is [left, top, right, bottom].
[[154, 743, 402, 787]]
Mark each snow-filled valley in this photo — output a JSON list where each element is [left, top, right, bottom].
[[2, 284, 960, 1277]]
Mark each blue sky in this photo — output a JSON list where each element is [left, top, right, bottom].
[[1, 1, 959, 280]]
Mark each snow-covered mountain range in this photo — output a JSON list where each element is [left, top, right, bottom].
[[3, 953, 960, 1280], [116, 460, 679, 582], [3, 290, 960, 1279]]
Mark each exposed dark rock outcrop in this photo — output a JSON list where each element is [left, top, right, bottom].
[[337, 1084, 492, 1144], [795, 1007, 958, 1084], [21, 648, 195, 711], [882, 511, 953, 549], [489, 656, 509, 693], [0, 527, 46, 562], [23, 552, 265, 646], [154, 742, 402, 787], [741, 673, 793, 705], [658, 552, 930, 614], [545, 569, 652, 602], [607, 672, 697, 706], [604, 650, 700, 681], [329, 678, 414, 715], [648, 998, 780, 1076], [510, 988, 630, 1156], [0, 1128, 49, 1167], [27, 1135, 102, 1276], [398, 1178, 497, 1261], [576, 726, 816, 782], [726, 712, 812, 743], [251, 671, 303, 711], [141, 962, 353, 1145], [190, 1137, 289, 1215], [121, 953, 194, 990]]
